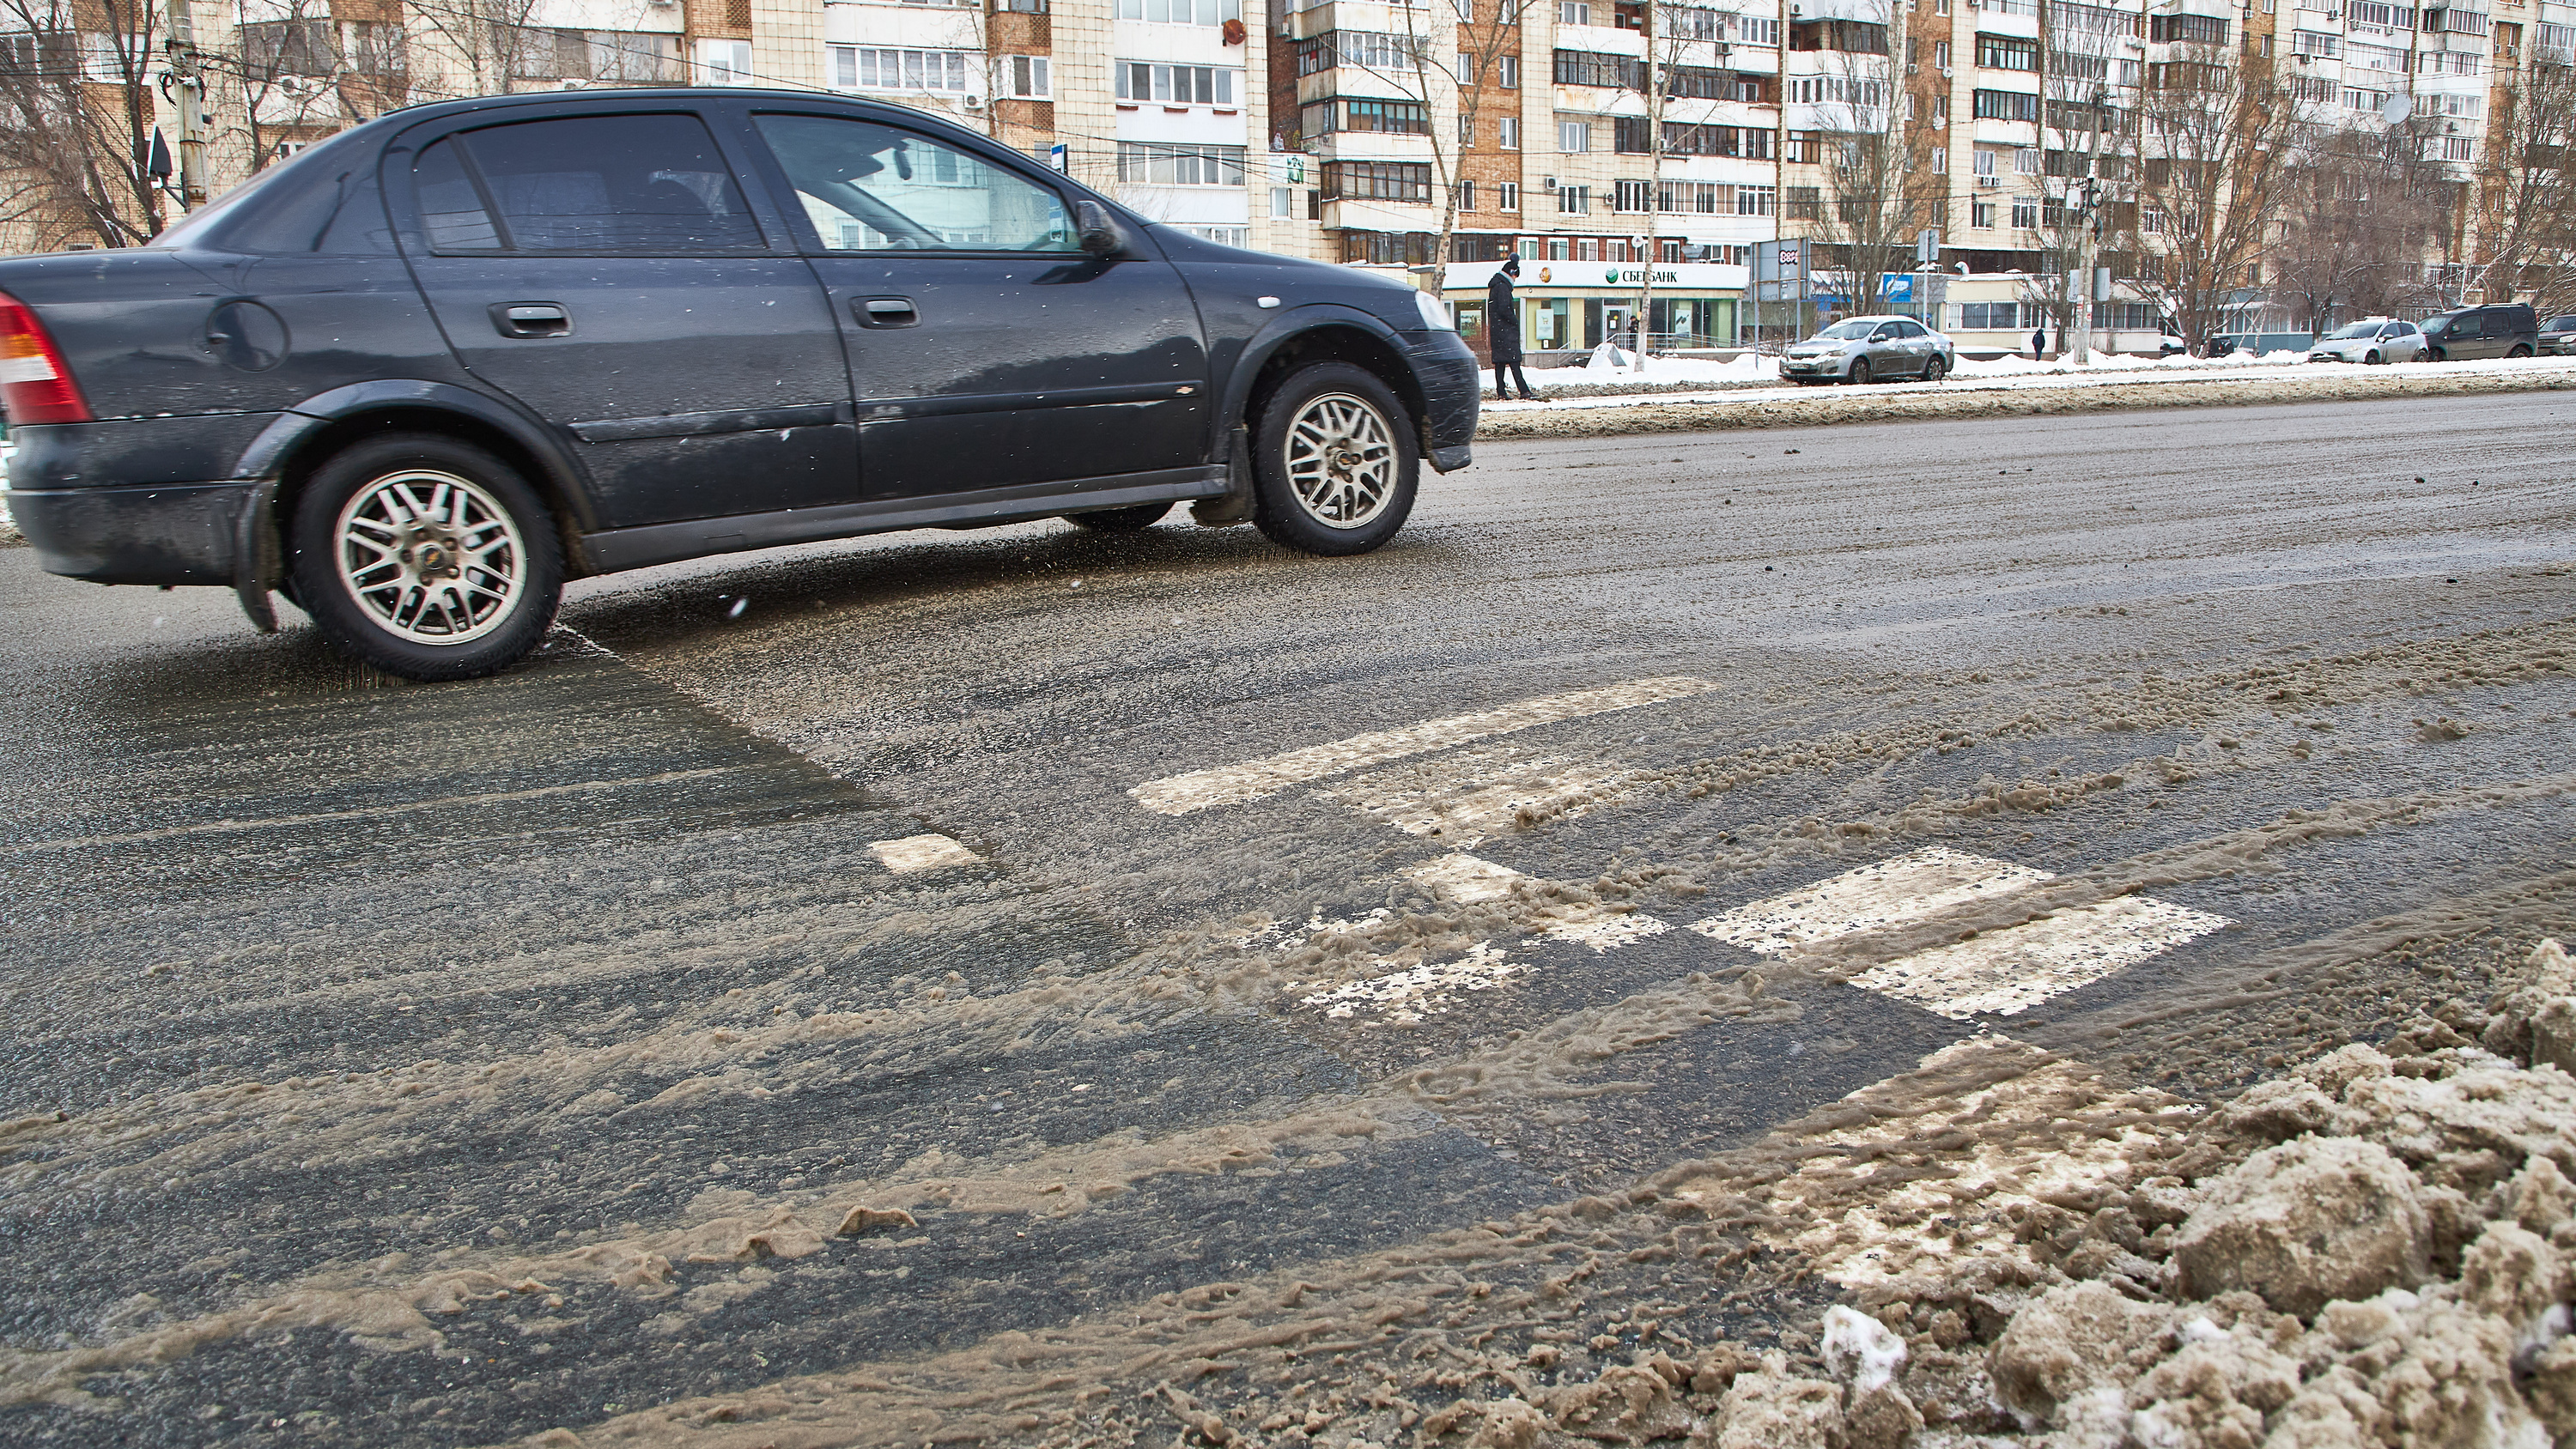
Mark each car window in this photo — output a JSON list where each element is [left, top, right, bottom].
[[2550, 318, 2576, 331], [1895, 320, 1926, 337], [413, 112, 765, 254], [753, 114, 1075, 252], [2451, 314, 2485, 338]]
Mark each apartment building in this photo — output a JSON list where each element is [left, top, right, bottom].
[[6, 0, 2556, 349]]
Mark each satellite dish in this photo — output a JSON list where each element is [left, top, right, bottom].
[[2383, 94, 2414, 124]]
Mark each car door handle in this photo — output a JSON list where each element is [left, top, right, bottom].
[[855, 296, 918, 329], [490, 302, 570, 338]]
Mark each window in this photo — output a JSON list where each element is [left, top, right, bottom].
[[1783, 185, 1820, 217], [1115, 142, 1249, 185], [1738, 15, 1783, 43], [759, 114, 1072, 251], [1499, 116, 1522, 148], [2014, 147, 2041, 174], [1500, 55, 1521, 86], [1560, 0, 1593, 22], [1005, 55, 1051, 97], [1957, 300, 2020, 328], [1735, 183, 1776, 215], [2423, 5, 2490, 33], [1115, 0, 1243, 22], [1786, 130, 1817, 162], [1971, 198, 1996, 227], [2148, 12, 2228, 40], [1272, 185, 1295, 215], [2011, 195, 2038, 227], [1456, 180, 1476, 209], [1977, 33, 2040, 68], [1115, 63, 1237, 104], [1559, 118, 1593, 151], [1972, 88, 2041, 121], [833, 46, 971, 93], [1297, 31, 1421, 74], [2539, 21, 2574, 57], [1457, 53, 1478, 83], [2433, 134, 2476, 161], [1661, 121, 1745, 155], [1613, 178, 1652, 210], [1498, 180, 1521, 209], [1657, 179, 1726, 211], [1554, 49, 1642, 86], [696, 38, 752, 85], [1461, 114, 1477, 144], [1303, 98, 1431, 134], [416, 113, 764, 254], [1558, 183, 1592, 212], [1322, 160, 1434, 201]]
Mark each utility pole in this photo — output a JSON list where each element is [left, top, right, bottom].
[[2069, 85, 2105, 363], [164, 0, 208, 210], [1628, 3, 1670, 372]]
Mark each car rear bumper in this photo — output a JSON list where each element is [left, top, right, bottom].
[[9, 480, 251, 585]]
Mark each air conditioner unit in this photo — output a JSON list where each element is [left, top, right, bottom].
[[1941, 64, 1954, 75], [964, 94, 987, 108], [1544, 175, 1559, 188], [1977, 173, 2000, 185]]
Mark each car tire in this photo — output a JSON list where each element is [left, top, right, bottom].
[[287, 433, 563, 682], [1249, 362, 1418, 557], [2427, 346, 2446, 363], [1923, 355, 1947, 384], [1066, 501, 1172, 531], [1848, 358, 1872, 385], [2509, 344, 2534, 359], [2364, 350, 2382, 365]]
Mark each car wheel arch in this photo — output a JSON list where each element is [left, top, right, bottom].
[[239, 388, 599, 587], [1230, 315, 1430, 455]]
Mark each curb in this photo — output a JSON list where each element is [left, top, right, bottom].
[[1475, 367, 2576, 441]]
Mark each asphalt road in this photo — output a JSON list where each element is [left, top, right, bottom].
[[3, 392, 2573, 1447]]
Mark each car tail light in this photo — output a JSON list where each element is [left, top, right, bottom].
[[0, 290, 91, 426]]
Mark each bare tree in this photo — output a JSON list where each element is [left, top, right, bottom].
[[2476, 56, 2576, 315], [229, 0, 415, 171], [2125, 39, 2306, 351], [2274, 117, 2451, 331], [0, 0, 172, 247], [2017, 0, 2137, 359]]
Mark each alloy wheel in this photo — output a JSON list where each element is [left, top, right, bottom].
[[1283, 391, 1398, 530], [331, 469, 529, 645]]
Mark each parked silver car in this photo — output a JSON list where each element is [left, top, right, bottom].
[[1780, 315, 1957, 385], [2307, 318, 2428, 365]]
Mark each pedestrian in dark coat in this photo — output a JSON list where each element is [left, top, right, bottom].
[[1486, 258, 1537, 400], [2032, 326, 2047, 359]]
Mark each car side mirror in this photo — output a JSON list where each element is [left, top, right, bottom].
[[1075, 200, 1121, 258]]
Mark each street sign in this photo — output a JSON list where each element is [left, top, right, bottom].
[[1752, 239, 1807, 302], [1049, 142, 1069, 173], [1916, 228, 1941, 267]]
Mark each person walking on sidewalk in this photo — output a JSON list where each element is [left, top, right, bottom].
[[1487, 258, 1537, 400], [2031, 326, 2047, 360]]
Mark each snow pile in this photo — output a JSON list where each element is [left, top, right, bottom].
[[1542, 351, 1776, 388], [1416, 939, 2576, 1449]]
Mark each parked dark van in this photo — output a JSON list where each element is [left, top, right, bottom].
[[1, 90, 1479, 681], [2417, 302, 2539, 362]]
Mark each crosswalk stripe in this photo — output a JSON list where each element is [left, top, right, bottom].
[[866, 834, 984, 873], [1688, 846, 2056, 955], [1323, 750, 1645, 848], [1129, 677, 1718, 815], [1402, 853, 1673, 952], [1847, 896, 2230, 1020]]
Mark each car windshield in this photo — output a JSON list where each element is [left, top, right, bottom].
[[2550, 317, 2576, 331], [2327, 322, 2382, 339], [1813, 320, 1875, 341]]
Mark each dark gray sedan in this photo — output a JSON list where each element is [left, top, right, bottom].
[[1, 90, 1479, 681]]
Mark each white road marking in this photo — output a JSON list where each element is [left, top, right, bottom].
[[1322, 748, 1646, 848], [1847, 896, 2231, 1020], [1404, 853, 1672, 953], [867, 834, 984, 874], [1129, 676, 1718, 815], [1297, 944, 1520, 1024], [1688, 846, 2056, 955]]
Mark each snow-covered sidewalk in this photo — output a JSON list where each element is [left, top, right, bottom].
[[1495, 349, 2576, 415]]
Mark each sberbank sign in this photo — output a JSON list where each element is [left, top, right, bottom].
[[1605, 268, 1680, 284]]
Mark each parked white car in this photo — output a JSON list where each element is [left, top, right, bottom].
[[2307, 318, 2429, 366], [1779, 315, 1958, 385]]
